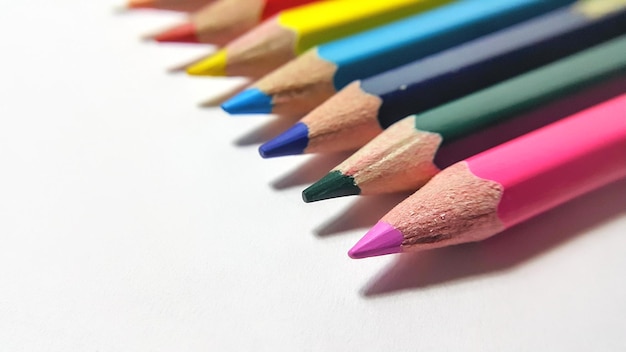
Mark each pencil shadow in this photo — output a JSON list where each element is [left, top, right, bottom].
[[361, 179, 626, 297], [434, 75, 626, 168], [233, 115, 301, 146], [315, 193, 411, 237], [270, 152, 353, 190]]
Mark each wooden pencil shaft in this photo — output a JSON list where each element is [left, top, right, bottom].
[[190, 0, 265, 44], [191, 0, 315, 28]]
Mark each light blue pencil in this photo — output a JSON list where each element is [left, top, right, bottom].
[[222, 0, 576, 116]]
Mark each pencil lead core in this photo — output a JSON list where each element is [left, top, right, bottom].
[[349, 221, 404, 259], [186, 50, 227, 76], [222, 88, 272, 114], [302, 171, 360, 203], [258, 122, 309, 158]]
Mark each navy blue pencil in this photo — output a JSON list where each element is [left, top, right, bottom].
[[259, 1, 626, 158]]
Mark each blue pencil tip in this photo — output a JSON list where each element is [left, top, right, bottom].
[[258, 122, 309, 158], [221, 88, 272, 114]]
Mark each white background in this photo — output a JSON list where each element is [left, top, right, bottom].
[[1, 1, 625, 351]]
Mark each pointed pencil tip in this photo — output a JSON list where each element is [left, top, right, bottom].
[[302, 171, 360, 203], [348, 222, 404, 259], [153, 22, 199, 43], [258, 122, 309, 158], [126, 0, 152, 9], [186, 50, 227, 76], [222, 88, 272, 114]]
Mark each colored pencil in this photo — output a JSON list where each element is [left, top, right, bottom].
[[185, 0, 452, 78], [348, 94, 626, 259], [258, 1, 626, 158], [150, 0, 317, 46], [223, 0, 575, 116], [126, 0, 212, 11], [302, 35, 626, 202]]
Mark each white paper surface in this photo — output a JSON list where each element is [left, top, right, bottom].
[[0, 2, 625, 351]]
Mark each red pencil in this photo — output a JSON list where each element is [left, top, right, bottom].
[[349, 94, 626, 259], [150, 0, 317, 46]]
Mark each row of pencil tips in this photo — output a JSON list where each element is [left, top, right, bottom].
[[123, 0, 626, 259]]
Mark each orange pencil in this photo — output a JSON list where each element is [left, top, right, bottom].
[[126, 0, 212, 12]]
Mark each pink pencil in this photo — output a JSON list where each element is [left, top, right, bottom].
[[349, 94, 626, 259]]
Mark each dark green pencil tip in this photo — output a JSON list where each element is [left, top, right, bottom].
[[302, 170, 361, 203]]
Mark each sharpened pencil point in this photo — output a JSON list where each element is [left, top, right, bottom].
[[186, 50, 227, 76], [126, 0, 154, 9], [302, 171, 360, 202], [349, 221, 404, 259], [153, 22, 199, 43], [258, 122, 309, 158], [222, 88, 272, 114]]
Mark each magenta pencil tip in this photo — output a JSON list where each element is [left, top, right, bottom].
[[348, 221, 404, 259]]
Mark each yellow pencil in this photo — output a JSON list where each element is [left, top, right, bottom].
[[186, 0, 453, 78]]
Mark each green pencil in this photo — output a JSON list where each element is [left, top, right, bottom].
[[302, 35, 626, 202]]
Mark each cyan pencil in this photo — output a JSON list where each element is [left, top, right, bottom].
[[223, 0, 575, 116]]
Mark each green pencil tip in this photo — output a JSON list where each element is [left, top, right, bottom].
[[302, 170, 361, 203]]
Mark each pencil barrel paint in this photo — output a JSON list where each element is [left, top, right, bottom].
[[278, 0, 453, 55], [469, 95, 626, 227], [260, 0, 318, 21]]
